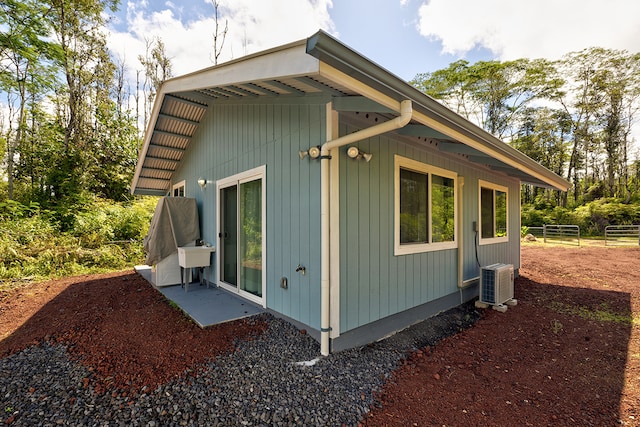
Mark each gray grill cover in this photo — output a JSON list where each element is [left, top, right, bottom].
[[144, 197, 200, 265]]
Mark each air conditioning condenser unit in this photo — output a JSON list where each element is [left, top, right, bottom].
[[477, 263, 517, 312]]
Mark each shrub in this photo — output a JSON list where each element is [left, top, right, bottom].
[[521, 204, 545, 227], [0, 197, 156, 284], [574, 199, 640, 234], [522, 198, 640, 237]]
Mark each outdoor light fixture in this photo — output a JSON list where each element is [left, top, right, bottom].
[[346, 146, 373, 162], [298, 146, 321, 160], [197, 177, 208, 190], [346, 146, 359, 158]]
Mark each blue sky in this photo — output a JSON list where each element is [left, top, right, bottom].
[[328, 1, 493, 80], [107, 0, 640, 82]]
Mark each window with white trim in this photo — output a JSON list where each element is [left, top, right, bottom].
[[394, 155, 457, 255], [172, 180, 186, 197], [479, 180, 508, 244]]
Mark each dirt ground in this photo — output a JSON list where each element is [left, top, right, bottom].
[[0, 272, 268, 395], [1, 243, 639, 426], [365, 243, 640, 426]]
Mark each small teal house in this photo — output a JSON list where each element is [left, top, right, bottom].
[[131, 31, 569, 354]]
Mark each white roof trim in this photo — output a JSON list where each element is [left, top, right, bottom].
[[162, 41, 320, 94]]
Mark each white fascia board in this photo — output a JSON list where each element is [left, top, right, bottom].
[[131, 91, 167, 194], [162, 41, 321, 94], [318, 62, 570, 192], [319, 62, 402, 113], [414, 108, 566, 191], [131, 40, 321, 194], [410, 110, 570, 191]]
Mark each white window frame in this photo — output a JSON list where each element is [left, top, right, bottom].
[[478, 179, 509, 245], [172, 180, 186, 197], [394, 155, 458, 256]]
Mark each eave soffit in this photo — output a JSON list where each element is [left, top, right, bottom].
[[131, 30, 570, 195]]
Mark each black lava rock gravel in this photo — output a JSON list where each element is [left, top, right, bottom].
[[1, 303, 480, 426]]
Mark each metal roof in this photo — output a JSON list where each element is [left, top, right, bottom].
[[131, 31, 570, 195]]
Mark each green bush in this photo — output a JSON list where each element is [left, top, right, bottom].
[[522, 198, 640, 236], [574, 199, 640, 234], [521, 205, 545, 227], [71, 197, 156, 247], [0, 197, 156, 284]]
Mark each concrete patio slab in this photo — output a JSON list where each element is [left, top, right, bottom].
[[135, 265, 264, 327]]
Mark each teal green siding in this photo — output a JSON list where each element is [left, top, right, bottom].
[[171, 100, 326, 330], [339, 122, 521, 333], [171, 100, 522, 336]]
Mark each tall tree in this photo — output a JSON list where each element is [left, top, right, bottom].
[[412, 58, 562, 140], [0, 0, 59, 200], [556, 48, 640, 201], [512, 107, 571, 204], [211, 0, 228, 65], [45, 0, 119, 209], [138, 36, 172, 133], [596, 50, 640, 199], [413, 60, 480, 121]]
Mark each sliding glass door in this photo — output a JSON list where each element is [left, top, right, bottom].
[[217, 167, 265, 305], [238, 179, 262, 297], [220, 185, 238, 286]]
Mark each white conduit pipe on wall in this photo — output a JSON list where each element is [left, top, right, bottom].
[[318, 100, 413, 356], [457, 176, 479, 302]]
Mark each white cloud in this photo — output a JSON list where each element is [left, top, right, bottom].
[[417, 0, 640, 60], [218, 0, 335, 61], [107, 0, 335, 79]]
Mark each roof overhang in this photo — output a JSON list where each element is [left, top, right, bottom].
[[306, 31, 570, 191], [131, 30, 570, 195], [131, 39, 330, 195]]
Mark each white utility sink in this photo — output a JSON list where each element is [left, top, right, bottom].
[[178, 246, 215, 268]]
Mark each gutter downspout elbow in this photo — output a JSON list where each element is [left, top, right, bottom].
[[323, 100, 413, 152], [319, 100, 413, 356]]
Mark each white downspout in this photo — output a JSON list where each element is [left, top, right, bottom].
[[318, 99, 413, 356], [319, 146, 331, 356], [457, 176, 465, 302]]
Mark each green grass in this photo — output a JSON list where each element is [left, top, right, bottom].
[[550, 319, 564, 334], [549, 300, 635, 325]]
